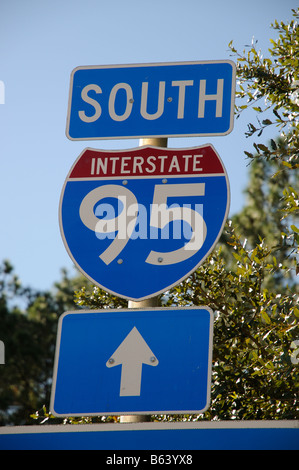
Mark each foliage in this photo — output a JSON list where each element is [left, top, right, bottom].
[[0, 262, 52, 424], [229, 9, 299, 165], [74, 285, 127, 310], [228, 9, 299, 249], [0, 264, 82, 425], [164, 225, 298, 420], [232, 146, 298, 290]]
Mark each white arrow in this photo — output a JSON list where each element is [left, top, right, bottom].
[[106, 327, 159, 397]]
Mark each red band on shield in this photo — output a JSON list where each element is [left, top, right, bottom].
[[69, 145, 225, 179]]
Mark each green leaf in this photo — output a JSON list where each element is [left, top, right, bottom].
[[261, 311, 271, 324], [257, 144, 269, 152]]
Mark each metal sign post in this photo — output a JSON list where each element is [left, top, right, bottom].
[[123, 137, 166, 424]]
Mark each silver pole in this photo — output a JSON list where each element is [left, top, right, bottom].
[[120, 137, 167, 424]]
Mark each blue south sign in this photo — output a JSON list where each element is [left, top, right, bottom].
[[59, 144, 230, 301], [66, 60, 236, 140]]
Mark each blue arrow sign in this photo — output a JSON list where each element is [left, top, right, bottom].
[[50, 307, 213, 417], [66, 61, 236, 140], [59, 145, 230, 301]]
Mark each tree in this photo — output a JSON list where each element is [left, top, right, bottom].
[[0, 263, 86, 425], [0, 261, 53, 425], [232, 142, 296, 290]]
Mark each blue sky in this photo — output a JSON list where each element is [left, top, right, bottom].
[[0, 0, 296, 292]]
